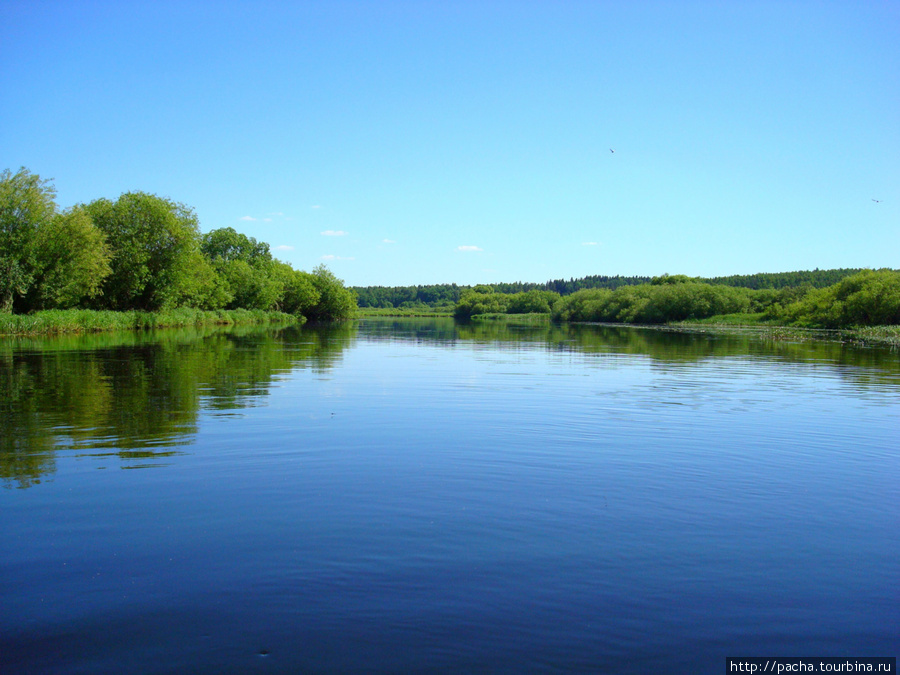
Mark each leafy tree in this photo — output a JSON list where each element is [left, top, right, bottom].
[[179, 249, 232, 310], [201, 226, 271, 263], [454, 289, 511, 318], [27, 207, 112, 309], [551, 283, 750, 323], [210, 258, 282, 310], [507, 290, 561, 314], [272, 261, 320, 316], [651, 274, 699, 285], [784, 269, 900, 327], [305, 265, 356, 321], [0, 168, 58, 312], [85, 192, 206, 310], [201, 227, 283, 310]]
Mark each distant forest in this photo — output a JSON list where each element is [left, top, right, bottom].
[[353, 269, 866, 309]]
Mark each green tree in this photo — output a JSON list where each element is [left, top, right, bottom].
[[305, 265, 356, 321], [28, 207, 112, 309], [215, 258, 284, 310], [0, 168, 58, 312], [201, 226, 271, 262], [650, 274, 698, 285], [507, 290, 561, 314], [273, 261, 320, 317], [85, 192, 206, 310], [201, 227, 283, 310], [454, 288, 511, 318], [785, 269, 900, 327]]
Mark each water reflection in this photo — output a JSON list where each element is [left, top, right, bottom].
[[3, 318, 897, 489], [360, 317, 900, 380], [0, 323, 354, 488]]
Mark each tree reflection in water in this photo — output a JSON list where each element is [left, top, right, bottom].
[[0, 323, 354, 488], [3, 318, 897, 488]]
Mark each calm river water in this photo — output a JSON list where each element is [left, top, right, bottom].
[[1, 318, 898, 674]]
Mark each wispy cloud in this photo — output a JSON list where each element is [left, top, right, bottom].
[[311, 205, 322, 209], [240, 216, 256, 221], [382, 239, 397, 244], [268, 212, 284, 217], [321, 254, 355, 261], [321, 230, 348, 237], [276, 245, 294, 251], [457, 245, 483, 252], [581, 241, 600, 246]]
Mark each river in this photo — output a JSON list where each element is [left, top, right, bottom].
[[2, 318, 897, 673]]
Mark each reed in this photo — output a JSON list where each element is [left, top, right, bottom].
[[0, 309, 299, 336]]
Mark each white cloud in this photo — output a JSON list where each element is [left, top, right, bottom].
[[240, 216, 256, 221], [321, 230, 348, 236], [457, 245, 483, 252], [276, 245, 294, 251], [581, 241, 600, 246], [382, 239, 397, 244], [311, 205, 322, 209], [321, 254, 355, 261]]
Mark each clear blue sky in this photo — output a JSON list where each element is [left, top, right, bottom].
[[2, 0, 897, 287]]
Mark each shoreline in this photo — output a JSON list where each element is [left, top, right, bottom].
[[0, 308, 301, 336]]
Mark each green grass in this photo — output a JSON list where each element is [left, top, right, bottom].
[[470, 312, 552, 324], [358, 307, 454, 317], [0, 308, 300, 336], [672, 316, 900, 347], [673, 312, 774, 326], [842, 325, 900, 346]]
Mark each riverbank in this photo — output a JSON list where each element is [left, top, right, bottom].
[[357, 307, 454, 317], [0, 308, 300, 336], [458, 312, 900, 347], [673, 317, 900, 347]]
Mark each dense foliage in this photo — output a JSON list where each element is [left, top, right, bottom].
[[0, 168, 58, 312], [778, 269, 900, 328], [355, 270, 866, 311], [457, 271, 900, 329], [0, 168, 356, 321], [551, 281, 751, 323], [454, 288, 562, 318], [706, 269, 863, 290], [353, 284, 462, 310]]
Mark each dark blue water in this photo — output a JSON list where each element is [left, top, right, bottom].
[[2, 319, 898, 673]]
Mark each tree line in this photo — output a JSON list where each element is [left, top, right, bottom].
[[454, 271, 900, 328], [0, 168, 355, 320], [355, 270, 868, 309]]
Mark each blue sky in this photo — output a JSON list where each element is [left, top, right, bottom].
[[2, 1, 897, 287]]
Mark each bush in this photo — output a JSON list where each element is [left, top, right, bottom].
[[784, 269, 900, 327]]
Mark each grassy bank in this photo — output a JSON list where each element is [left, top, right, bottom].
[[675, 315, 900, 347], [0, 308, 300, 336], [470, 312, 552, 325], [358, 307, 454, 317]]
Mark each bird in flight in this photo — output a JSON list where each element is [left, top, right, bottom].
[[872, 199, 883, 203], [610, 148, 615, 153]]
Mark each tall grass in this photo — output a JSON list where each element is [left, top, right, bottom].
[[357, 307, 454, 317], [0, 309, 299, 336], [470, 312, 551, 325]]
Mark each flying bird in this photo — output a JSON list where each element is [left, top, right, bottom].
[[872, 199, 882, 203], [610, 148, 615, 153]]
